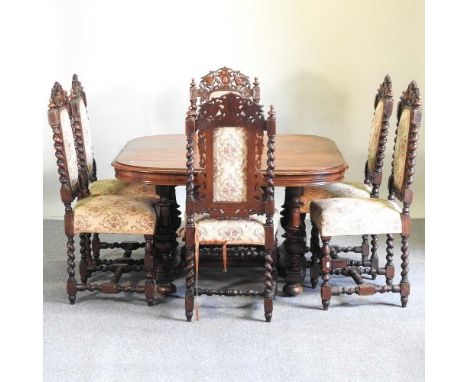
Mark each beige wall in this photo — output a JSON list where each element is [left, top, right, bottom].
[[43, 0, 424, 218]]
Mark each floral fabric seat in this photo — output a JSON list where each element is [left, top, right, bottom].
[[180, 210, 280, 245], [310, 197, 402, 237], [73, 195, 156, 235], [89, 179, 158, 199], [300, 181, 371, 213]]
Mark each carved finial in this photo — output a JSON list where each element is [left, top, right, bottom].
[[401, 80, 421, 108], [268, 105, 276, 119], [50, 82, 67, 109], [190, 78, 196, 87], [72, 73, 78, 82], [253, 77, 259, 86]]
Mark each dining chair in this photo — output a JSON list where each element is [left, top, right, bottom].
[[189, 66, 260, 112], [309, 81, 422, 309], [188, 67, 266, 263], [48, 82, 157, 305], [307, 75, 394, 287], [70, 74, 159, 262], [183, 92, 278, 322]]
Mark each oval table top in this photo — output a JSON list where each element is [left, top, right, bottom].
[[112, 134, 348, 187]]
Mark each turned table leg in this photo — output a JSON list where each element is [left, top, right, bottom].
[[281, 186, 307, 296], [154, 185, 180, 296]]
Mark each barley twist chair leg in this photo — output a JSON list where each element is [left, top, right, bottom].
[[92, 233, 101, 264], [400, 234, 410, 308], [144, 235, 155, 306], [385, 234, 394, 286], [79, 233, 88, 284], [184, 247, 195, 322], [310, 225, 321, 289], [66, 235, 77, 304], [370, 234, 378, 280], [320, 237, 332, 310], [264, 249, 274, 322]]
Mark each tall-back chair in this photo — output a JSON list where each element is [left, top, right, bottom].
[[309, 81, 422, 309], [70, 74, 159, 262], [48, 82, 157, 305], [184, 93, 278, 322], [307, 75, 394, 285]]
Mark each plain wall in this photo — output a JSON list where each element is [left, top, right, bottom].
[[43, 0, 424, 219]]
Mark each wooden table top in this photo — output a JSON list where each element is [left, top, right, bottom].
[[112, 134, 348, 187]]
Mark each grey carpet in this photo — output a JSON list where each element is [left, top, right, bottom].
[[43, 219, 424, 382]]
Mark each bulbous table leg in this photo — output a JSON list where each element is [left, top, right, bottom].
[[280, 187, 307, 296], [154, 185, 180, 296]]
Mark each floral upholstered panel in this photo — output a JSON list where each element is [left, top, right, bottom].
[[60, 109, 79, 190], [79, 99, 95, 174], [73, 195, 156, 235], [310, 197, 402, 236], [192, 209, 280, 245], [89, 179, 158, 199], [299, 182, 372, 213], [213, 127, 248, 202], [393, 107, 411, 192], [367, 100, 385, 174]]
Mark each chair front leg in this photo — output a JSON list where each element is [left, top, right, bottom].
[[370, 234, 378, 279], [144, 235, 155, 306], [184, 246, 195, 322], [320, 236, 332, 310], [400, 234, 410, 308], [66, 235, 77, 304], [264, 249, 274, 322], [385, 234, 394, 286], [310, 224, 321, 289], [79, 233, 88, 284], [92, 233, 101, 265]]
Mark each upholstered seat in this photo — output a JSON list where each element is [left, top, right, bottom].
[[89, 179, 158, 199], [180, 210, 280, 245], [310, 198, 402, 237], [300, 182, 371, 213], [73, 195, 156, 235]]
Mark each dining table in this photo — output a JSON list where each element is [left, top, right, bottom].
[[112, 134, 348, 296]]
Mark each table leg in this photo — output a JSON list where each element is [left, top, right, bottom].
[[280, 186, 307, 296], [154, 185, 180, 296]]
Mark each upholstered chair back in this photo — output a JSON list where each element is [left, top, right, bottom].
[[70, 74, 96, 186], [365, 75, 394, 195], [185, 92, 276, 220], [389, 81, 423, 207], [47, 82, 80, 203], [190, 67, 260, 111]]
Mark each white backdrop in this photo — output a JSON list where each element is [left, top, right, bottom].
[[43, 0, 425, 218]]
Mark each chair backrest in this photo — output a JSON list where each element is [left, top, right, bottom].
[[47, 82, 80, 206], [190, 67, 260, 111], [70, 74, 96, 191], [365, 75, 394, 196], [388, 81, 423, 214], [185, 92, 276, 221]]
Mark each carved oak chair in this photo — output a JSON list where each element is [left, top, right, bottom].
[[48, 82, 156, 305], [183, 93, 278, 322], [309, 81, 422, 309], [189, 66, 260, 112], [307, 75, 394, 286], [70, 74, 159, 262]]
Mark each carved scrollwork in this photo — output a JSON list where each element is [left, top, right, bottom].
[[191, 67, 260, 107], [197, 93, 264, 126]]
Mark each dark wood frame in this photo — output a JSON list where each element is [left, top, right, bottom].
[[309, 75, 394, 287], [48, 81, 156, 305], [315, 80, 422, 309], [184, 93, 276, 321]]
